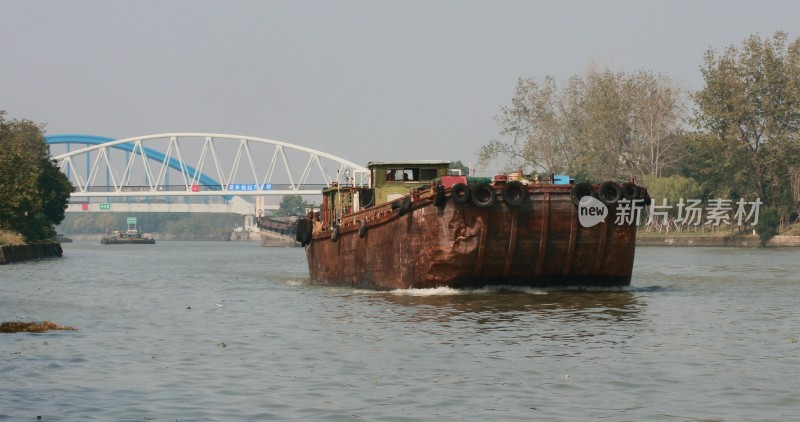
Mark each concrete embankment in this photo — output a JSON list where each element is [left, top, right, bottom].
[[231, 231, 260, 242], [0, 243, 63, 264], [637, 235, 800, 247]]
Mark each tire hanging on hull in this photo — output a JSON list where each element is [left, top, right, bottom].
[[434, 184, 446, 208], [296, 218, 313, 247], [501, 181, 527, 206], [570, 183, 594, 206], [599, 181, 623, 206], [622, 182, 640, 200], [398, 197, 411, 216], [358, 219, 367, 238], [451, 183, 470, 204], [470, 183, 496, 208], [638, 186, 652, 205]]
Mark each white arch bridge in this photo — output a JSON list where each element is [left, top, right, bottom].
[[47, 133, 369, 218]]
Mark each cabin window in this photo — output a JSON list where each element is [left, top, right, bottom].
[[386, 168, 414, 182], [384, 167, 439, 182], [385, 169, 401, 182], [419, 168, 437, 181]]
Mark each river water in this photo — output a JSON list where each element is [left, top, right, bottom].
[[1, 241, 799, 421]]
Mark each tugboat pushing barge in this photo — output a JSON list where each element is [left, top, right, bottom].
[[296, 161, 645, 290]]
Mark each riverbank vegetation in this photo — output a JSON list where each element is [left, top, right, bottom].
[[56, 194, 308, 237], [0, 112, 73, 245], [58, 212, 241, 238], [0, 230, 26, 246], [480, 31, 800, 244]]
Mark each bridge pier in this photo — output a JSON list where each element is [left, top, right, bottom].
[[244, 215, 255, 231]]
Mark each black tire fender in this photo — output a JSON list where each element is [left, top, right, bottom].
[[398, 197, 411, 216], [599, 181, 623, 206], [451, 183, 470, 204], [302, 220, 312, 246], [295, 220, 305, 243], [358, 219, 367, 238], [622, 182, 640, 200], [638, 187, 652, 206], [570, 183, 594, 207], [470, 183, 496, 208], [434, 184, 446, 208], [331, 224, 339, 242], [501, 181, 527, 206]]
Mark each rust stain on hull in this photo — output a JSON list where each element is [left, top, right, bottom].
[[303, 182, 638, 290]]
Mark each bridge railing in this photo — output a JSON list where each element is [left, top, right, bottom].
[[48, 133, 371, 200], [78, 184, 330, 193]]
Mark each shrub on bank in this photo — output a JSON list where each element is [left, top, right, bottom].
[[0, 230, 25, 246], [755, 208, 780, 246]]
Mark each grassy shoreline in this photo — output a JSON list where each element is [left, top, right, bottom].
[[636, 229, 751, 238], [0, 230, 25, 246], [638, 221, 800, 238]]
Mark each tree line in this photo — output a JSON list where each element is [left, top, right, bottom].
[[59, 213, 241, 237], [480, 31, 800, 221], [0, 111, 73, 243]]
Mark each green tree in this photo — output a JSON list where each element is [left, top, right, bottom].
[[448, 161, 470, 176], [623, 70, 687, 178], [0, 111, 73, 242], [755, 208, 780, 246], [693, 31, 800, 211], [643, 175, 704, 217], [480, 67, 687, 182], [277, 194, 308, 216], [480, 75, 570, 175], [680, 133, 738, 198]]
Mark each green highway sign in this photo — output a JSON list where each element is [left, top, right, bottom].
[[99, 203, 111, 210], [127, 217, 137, 225]]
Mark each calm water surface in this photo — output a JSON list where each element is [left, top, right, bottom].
[[1, 241, 799, 421]]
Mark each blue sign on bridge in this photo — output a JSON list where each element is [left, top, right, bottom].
[[228, 183, 272, 191]]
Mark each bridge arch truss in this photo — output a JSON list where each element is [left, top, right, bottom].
[[49, 133, 370, 199]]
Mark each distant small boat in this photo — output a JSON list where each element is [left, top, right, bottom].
[[56, 233, 73, 243], [101, 229, 156, 245]]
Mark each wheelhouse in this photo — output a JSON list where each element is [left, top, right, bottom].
[[317, 160, 451, 230]]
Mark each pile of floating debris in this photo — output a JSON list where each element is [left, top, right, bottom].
[[0, 320, 76, 333]]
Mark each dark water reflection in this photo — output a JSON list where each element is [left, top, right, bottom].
[[371, 288, 643, 323], [319, 288, 649, 358]]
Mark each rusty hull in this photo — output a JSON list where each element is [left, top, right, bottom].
[[305, 185, 636, 290]]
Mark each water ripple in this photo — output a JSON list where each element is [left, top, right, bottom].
[[1, 242, 799, 420]]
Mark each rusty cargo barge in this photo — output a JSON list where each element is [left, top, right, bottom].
[[297, 161, 644, 290]]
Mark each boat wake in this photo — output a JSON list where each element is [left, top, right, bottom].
[[385, 284, 651, 296], [285, 278, 310, 286], [388, 285, 550, 296]]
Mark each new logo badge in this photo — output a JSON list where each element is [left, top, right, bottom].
[[578, 196, 608, 227]]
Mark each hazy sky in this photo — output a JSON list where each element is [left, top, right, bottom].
[[3, 0, 799, 174]]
